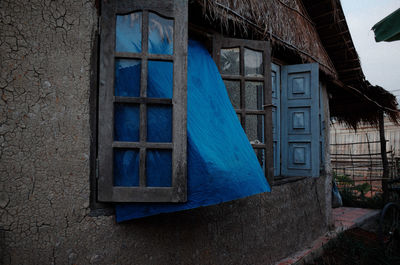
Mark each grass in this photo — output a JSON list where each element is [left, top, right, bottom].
[[334, 173, 384, 209]]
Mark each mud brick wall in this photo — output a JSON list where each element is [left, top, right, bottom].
[[0, 1, 331, 264]]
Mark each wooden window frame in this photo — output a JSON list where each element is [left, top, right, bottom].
[[213, 35, 274, 185], [98, 0, 188, 202]]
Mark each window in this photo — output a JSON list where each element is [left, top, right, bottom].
[[213, 35, 324, 183], [97, 0, 188, 202], [96, 0, 324, 204], [213, 36, 274, 184]]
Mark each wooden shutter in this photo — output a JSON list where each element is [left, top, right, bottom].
[[271, 63, 281, 177], [98, 0, 188, 202], [281, 63, 320, 177], [213, 36, 274, 184]]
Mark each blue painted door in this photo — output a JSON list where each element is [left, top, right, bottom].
[[271, 63, 280, 177], [281, 63, 320, 177]]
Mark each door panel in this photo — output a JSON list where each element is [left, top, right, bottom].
[[281, 63, 320, 177]]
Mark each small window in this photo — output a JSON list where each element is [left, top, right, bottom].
[[213, 36, 274, 184], [98, 0, 188, 202]]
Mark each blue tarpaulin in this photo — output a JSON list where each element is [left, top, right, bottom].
[[114, 15, 270, 222]]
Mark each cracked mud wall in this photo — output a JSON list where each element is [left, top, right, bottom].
[[0, 0, 97, 263], [0, 1, 331, 264]]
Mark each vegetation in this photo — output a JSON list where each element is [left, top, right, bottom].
[[334, 173, 383, 209]]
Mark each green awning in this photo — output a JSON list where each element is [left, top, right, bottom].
[[372, 8, 400, 42]]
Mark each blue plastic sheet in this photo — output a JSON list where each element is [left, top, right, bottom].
[[114, 14, 270, 222]]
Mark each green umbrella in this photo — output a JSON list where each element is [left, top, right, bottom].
[[372, 8, 400, 42]]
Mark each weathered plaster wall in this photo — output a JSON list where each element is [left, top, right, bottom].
[[0, 1, 331, 264], [0, 0, 97, 263]]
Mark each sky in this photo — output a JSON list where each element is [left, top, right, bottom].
[[340, 0, 400, 101]]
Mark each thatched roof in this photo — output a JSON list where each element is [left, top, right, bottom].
[[192, 0, 337, 78], [191, 0, 399, 128], [302, 0, 399, 128]]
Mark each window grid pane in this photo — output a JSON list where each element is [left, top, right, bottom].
[[148, 12, 174, 55], [221, 44, 267, 170], [245, 82, 264, 110], [114, 104, 140, 142], [220, 48, 240, 75], [224, 80, 241, 109], [147, 60, 173, 98], [244, 48, 263, 77], [114, 149, 140, 187], [116, 13, 142, 53], [147, 105, 172, 143], [115, 59, 141, 97], [146, 149, 172, 187]]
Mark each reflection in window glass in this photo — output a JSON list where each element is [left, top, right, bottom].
[[223, 80, 240, 109], [115, 59, 141, 97], [114, 104, 140, 142], [116, 13, 142, 53], [245, 115, 264, 143], [220, 48, 240, 75], [146, 150, 172, 187], [245, 82, 263, 110], [147, 105, 172, 143], [114, 149, 140, 187], [244, 48, 263, 77], [148, 60, 173, 98], [149, 12, 173, 55]]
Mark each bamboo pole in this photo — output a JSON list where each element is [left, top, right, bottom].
[[379, 110, 389, 203]]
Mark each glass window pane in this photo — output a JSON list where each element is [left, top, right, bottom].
[[146, 150, 172, 187], [224, 80, 240, 109], [115, 59, 141, 97], [245, 115, 264, 143], [220, 48, 240, 75], [116, 13, 142, 53], [114, 149, 140, 187], [147, 105, 172, 142], [114, 104, 140, 142], [149, 12, 173, 55], [244, 48, 263, 77], [245, 82, 263, 110], [148, 60, 173, 98]]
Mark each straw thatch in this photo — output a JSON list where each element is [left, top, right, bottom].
[[330, 82, 399, 129], [193, 0, 337, 78], [302, 0, 399, 128], [190, 0, 399, 128]]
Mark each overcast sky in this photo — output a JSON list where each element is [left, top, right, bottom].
[[340, 0, 400, 100]]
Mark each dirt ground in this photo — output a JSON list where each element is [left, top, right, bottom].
[[306, 228, 400, 265]]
